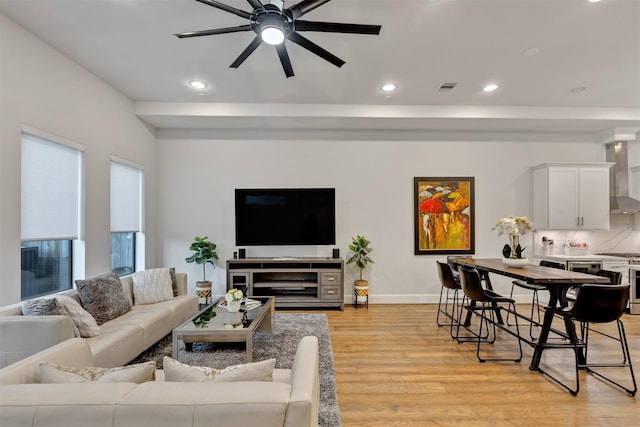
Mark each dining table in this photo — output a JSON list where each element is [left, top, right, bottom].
[[452, 258, 611, 370]]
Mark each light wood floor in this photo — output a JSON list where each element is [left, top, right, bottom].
[[308, 303, 639, 427]]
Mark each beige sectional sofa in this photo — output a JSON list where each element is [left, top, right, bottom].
[[0, 336, 320, 427], [0, 271, 198, 368]]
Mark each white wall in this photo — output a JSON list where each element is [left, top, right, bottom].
[[156, 137, 606, 302], [0, 14, 158, 305]]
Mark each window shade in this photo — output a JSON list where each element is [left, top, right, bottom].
[[21, 133, 83, 241], [110, 160, 142, 233]]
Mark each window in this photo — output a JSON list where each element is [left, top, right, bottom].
[[21, 240, 72, 299], [110, 159, 143, 276], [21, 131, 83, 300]]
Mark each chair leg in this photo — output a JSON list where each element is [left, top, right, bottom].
[[581, 320, 637, 396], [475, 302, 522, 363], [454, 296, 489, 343]]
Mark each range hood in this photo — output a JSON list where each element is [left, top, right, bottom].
[[606, 141, 640, 214]]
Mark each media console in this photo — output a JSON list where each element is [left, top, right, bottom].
[[226, 257, 344, 310]]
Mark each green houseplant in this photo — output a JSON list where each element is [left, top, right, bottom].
[[346, 235, 374, 304], [185, 236, 219, 286]]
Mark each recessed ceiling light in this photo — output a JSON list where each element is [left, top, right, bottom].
[[189, 80, 207, 90], [523, 47, 540, 57], [381, 83, 397, 92], [483, 84, 498, 92], [589, 0, 601, 3]]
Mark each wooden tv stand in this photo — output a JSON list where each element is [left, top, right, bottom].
[[226, 257, 344, 310]]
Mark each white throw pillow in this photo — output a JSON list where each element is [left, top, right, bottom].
[[162, 356, 276, 382], [52, 295, 100, 338], [132, 268, 173, 305], [39, 361, 156, 384]]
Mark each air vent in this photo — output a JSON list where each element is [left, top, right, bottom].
[[438, 82, 458, 92]]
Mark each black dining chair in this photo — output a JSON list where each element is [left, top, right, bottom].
[[435, 261, 463, 339], [566, 268, 622, 301], [456, 265, 523, 363], [537, 284, 636, 396], [507, 260, 565, 340]]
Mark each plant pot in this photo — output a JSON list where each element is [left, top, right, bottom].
[[226, 299, 242, 312], [502, 258, 529, 268], [354, 280, 369, 303], [195, 281, 212, 306]]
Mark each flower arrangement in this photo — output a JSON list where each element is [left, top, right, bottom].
[[492, 216, 535, 259], [225, 288, 244, 302]]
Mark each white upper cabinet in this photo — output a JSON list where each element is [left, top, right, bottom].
[[532, 163, 613, 230]]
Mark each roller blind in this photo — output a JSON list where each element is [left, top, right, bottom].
[[21, 133, 83, 241], [110, 160, 142, 233]]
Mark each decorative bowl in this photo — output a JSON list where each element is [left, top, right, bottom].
[[502, 257, 529, 268]]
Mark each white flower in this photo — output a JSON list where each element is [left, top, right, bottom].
[[492, 216, 534, 237], [225, 289, 243, 302]]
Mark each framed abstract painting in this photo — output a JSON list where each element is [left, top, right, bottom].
[[414, 177, 475, 255]]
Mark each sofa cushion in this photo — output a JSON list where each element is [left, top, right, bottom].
[[163, 356, 276, 382], [39, 361, 156, 384], [132, 268, 173, 305], [76, 272, 131, 325]]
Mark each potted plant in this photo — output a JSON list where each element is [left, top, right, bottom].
[[346, 235, 374, 304], [492, 216, 534, 268], [185, 236, 219, 304]]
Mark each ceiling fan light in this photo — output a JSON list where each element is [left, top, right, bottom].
[[261, 26, 285, 45]]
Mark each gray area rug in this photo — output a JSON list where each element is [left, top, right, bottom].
[[131, 313, 342, 427]]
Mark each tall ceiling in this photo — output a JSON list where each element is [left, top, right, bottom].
[[2, 0, 640, 138]]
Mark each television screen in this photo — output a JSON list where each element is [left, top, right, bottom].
[[235, 188, 336, 246]]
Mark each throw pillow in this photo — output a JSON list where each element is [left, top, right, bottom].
[[162, 356, 276, 382], [39, 361, 156, 384], [22, 298, 64, 316], [169, 267, 179, 297], [22, 298, 81, 337], [132, 268, 173, 305], [75, 272, 131, 325], [52, 295, 100, 338]]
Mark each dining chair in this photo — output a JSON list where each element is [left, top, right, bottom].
[[435, 261, 462, 339], [446, 256, 465, 285], [507, 260, 565, 340], [537, 284, 636, 396], [457, 265, 523, 363]]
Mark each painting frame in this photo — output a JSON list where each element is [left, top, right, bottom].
[[414, 176, 475, 255]]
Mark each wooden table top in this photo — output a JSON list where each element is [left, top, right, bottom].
[[453, 258, 611, 285]]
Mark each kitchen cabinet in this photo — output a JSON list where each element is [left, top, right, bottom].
[[532, 163, 613, 230]]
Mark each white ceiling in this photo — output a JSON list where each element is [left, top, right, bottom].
[[2, 0, 640, 138]]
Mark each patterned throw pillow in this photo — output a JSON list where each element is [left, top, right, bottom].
[[39, 361, 156, 384], [162, 356, 275, 382], [132, 268, 173, 305], [75, 272, 131, 325]]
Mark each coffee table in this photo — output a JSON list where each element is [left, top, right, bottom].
[[172, 296, 274, 363]]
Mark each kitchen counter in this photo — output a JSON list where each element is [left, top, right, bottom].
[[536, 254, 629, 262]]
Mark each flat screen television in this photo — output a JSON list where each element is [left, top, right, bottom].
[[235, 188, 336, 246]]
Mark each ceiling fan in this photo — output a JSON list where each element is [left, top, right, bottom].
[[175, 0, 382, 78]]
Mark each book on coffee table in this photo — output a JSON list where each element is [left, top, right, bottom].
[[217, 298, 262, 311]]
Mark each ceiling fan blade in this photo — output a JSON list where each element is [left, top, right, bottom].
[[295, 20, 381, 35], [175, 24, 252, 38], [288, 32, 344, 68], [194, 0, 252, 19], [287, 0, 331, 20], [276, 44, 295, 78], [246, 0, 263, 9], [230, 35, 263, 68]]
